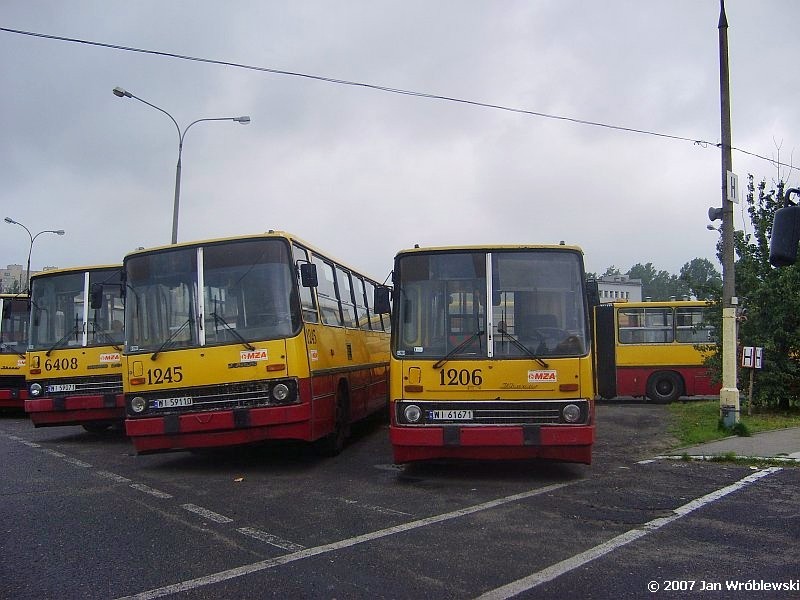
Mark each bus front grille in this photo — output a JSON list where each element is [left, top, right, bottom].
[[394, 399, 590, 426]]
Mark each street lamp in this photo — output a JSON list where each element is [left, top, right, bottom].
[[4, 217, 65, 292], [112, 86, 250, 244]]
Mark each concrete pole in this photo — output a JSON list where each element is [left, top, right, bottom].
[[718, 0, 740, 426]]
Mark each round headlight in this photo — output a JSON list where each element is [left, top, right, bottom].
[[271, 383, 290, 402], [562, 404, 581, 423], [403, 404, 422, 423], [29, 383, 42, 397], [130, 396, 147, 413]]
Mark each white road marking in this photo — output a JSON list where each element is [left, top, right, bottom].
[[130, 483, 173, 499], [116, 482, 574, 600], [474, 467, 782, 599], [95, 471, 133, 484], [180, 503, 234, 524], [62, 457, 92, 468], [237, 527, 306, 552]]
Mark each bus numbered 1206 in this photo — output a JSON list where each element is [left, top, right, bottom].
[[594, 300, 720, 403], [0, 293, 29, 410], [25, 265, 126, 431], [122, 231, 390, 455], [374, 244, 599, 464]]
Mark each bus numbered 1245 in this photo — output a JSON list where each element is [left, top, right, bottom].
[[374, 244, 599, 464], [122, 231, 390, 455], [594, 300, 720, 403], [0, 293, 29, 410], [25, 265, 126, 431]]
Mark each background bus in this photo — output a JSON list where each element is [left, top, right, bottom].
[[122, 231, 390, 455], [594, 300, 720, 403], [377, 244, 598, 464], [25, 265, 125, 431], [0, 293, 29, 410]]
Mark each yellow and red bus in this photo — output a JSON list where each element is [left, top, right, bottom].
[[0, 293, 29, 410], [122, 231, 390, 454], [25, 266, 125, 430], [375, 244, 598, 464], [594, 300, 720, 403]]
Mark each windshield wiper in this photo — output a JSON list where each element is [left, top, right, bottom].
[[497, 324, 549, 368], [0, 341, 26, 359], [151, 317, 193, 360], [46, 325, 81, 356], [433, 330, 484, 370], [211, 311, 255, 351]]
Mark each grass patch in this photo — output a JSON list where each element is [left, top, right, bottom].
[[667, 400, 800, 447]]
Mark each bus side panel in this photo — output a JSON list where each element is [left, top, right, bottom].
[[594, 304, 617, 399]]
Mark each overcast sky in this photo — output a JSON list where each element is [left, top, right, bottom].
[[2, 1, 798, 282]]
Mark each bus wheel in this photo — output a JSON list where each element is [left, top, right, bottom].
[[646, 372, 682, 404], [315, 385, 351, 457]]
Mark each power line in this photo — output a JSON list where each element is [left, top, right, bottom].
[[0, 26, 795, 172]]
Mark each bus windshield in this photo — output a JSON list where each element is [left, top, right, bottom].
[[29, 269, 124, 351], [125, 238, 301, 353], [0, 297, 29, 355], [394, 249, 589, 359]]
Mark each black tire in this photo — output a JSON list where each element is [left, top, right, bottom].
[[646, 371, 683, 404], [315, 384, 351, 457]]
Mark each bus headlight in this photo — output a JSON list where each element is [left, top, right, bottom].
[[29, 383, 42, 397], [130, 396, 147, 413], [271, 383, 290, 402], [403, 404, 422, 423], [562, 404, 581, 423]]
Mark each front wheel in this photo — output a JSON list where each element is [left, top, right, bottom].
[[315, 385, 351, 457], [646, 371, 683, 404]]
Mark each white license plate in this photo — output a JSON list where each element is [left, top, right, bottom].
[[428, 409, 473, 420], [47, 384, 76, 393], [153, 397, 193, 409]]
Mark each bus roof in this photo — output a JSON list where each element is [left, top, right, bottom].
[[610, 299, 712, 308], [29, 264, 122, 280], [393, 243, 584, 257], [123, 231, 382, 282]]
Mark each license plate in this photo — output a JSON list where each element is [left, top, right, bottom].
[[47, 384, 76, 393], [153, 397, 193, 409], [428, 409, 473, 420]]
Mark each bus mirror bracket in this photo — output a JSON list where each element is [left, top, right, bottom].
[[90, 283, 104, 310], [299, 262, 318, 287], [374, 287, 391, 314]]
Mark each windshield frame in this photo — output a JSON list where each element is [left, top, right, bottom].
[[392, 248, 590, 361]]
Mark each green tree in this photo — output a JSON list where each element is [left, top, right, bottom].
[[723, 175, 800, 410], [679, 258, 722, 300], [628, 262, 688, 300]]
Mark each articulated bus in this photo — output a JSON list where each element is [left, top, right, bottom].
[[122, 231, 390, 455], [25, 266, 126, 430], [594, 300, 720, 403], [375, 244, 598, 464], [0, 293, 29, 410]]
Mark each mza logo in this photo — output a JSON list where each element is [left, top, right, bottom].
[[528, 370, 557, 383], [240, 349, 268, 362]]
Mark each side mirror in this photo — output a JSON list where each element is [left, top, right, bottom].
[[300, 263, 318, 287], [90, 283, 104, 310], [586, 279, 600, 308], [373, 287, 391, 314], [770, 200, 800, 267]]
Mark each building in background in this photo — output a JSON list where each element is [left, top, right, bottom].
[[597, 274, 642, 303], [1, 264, 58, 293]]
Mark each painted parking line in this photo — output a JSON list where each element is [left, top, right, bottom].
[[130, 483, 173, 499], [237, 527, 306, 552], [181, 503, 235, 524], [474, 467, 783, 600], [115, 482, 574, 600]]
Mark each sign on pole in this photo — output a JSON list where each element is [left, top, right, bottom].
[[741, 346, 763, 369], [727, 170, 739, 204]]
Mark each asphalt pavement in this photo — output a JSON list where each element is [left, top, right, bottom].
[[666, 426, 800, 461]]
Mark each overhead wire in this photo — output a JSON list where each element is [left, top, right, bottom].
[[0, 26, 795, 172]]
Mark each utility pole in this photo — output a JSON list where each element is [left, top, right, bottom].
[[718, 0, 740, 426]]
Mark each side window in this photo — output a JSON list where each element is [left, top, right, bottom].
[[353, 276, 370, 330], [292, 244, 318, 323], [335, 267, 357, 328], [312, 255, 343, 326]]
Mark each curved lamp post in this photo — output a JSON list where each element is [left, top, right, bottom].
[[4, 217, 65, 292], [112, 86, 250, 244]]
